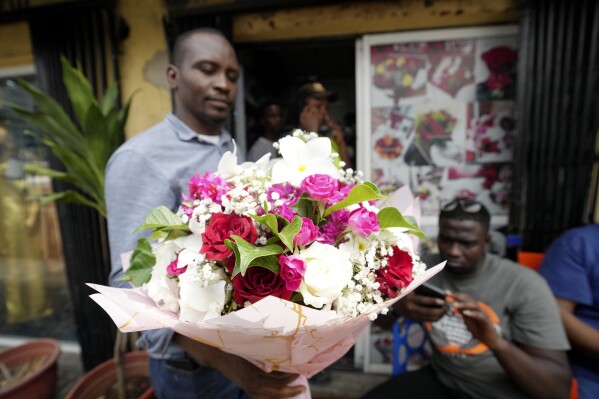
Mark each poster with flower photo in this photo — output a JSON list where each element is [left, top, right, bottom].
[[475, 37, 519, 101], [427, 40, 476, 102], [361, 25, 518, 223]]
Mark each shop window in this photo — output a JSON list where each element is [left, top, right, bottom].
[[0, 67, 76, 341]]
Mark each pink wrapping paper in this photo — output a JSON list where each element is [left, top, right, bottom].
[[88, 262, 443, 398]]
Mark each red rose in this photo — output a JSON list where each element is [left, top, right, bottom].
[[233, 267, 292, 304], [201, 213, 258, 261], [376, 247, 414, 298]]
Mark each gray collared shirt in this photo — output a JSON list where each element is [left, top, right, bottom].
[[105, 113, 237, 358]]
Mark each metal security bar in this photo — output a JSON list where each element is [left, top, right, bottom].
[[511, 0, 599, 251]]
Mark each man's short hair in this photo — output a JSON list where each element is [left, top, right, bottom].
[[258, 99, 284, 118], [170, 27, 229, 67], [439, 199, 491, 232]]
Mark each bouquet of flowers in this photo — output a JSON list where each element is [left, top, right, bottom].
[[372, 54, 427, 103], [89, 130, 443, 397]]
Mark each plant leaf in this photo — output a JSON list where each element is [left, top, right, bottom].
[[225, 235, 283, 277], [100, 83, 119, 115], [121, 238, 156, 286], [279, 216, 303, 250], [377, 207, 425, 239], [135, 206, 189, 233], [61, 56, 95, 129], [290, 194, 316, 218], [246, 255, 281, 274], [324, 183, 386, 216], [250, 213, 279, 236]]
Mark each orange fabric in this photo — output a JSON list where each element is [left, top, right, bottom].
[[570, 378, 578, 399], [517, 251, 545, 271]]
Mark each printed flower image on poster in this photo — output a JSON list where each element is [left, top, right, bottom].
[[371, 43, 428, 107], [475, 37, 518, 101], [371, 107, 412, 192], [404, 102, 467, 167], [410, 166, 444, 216], [467, 102, 515, 163], [427, 40, 476, 102], [441, 164, 512, 215]]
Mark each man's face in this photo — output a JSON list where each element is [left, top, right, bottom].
[[305, 97, 328, 114], [167, 32, 240, 135], [261, 104, 284, 134], [437, 217, 489, 275]]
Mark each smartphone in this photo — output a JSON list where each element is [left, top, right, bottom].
[[415, 282, 446, 300]]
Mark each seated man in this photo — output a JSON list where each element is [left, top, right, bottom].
[[363, 199, 571, 399], [539, 224, 599, 399]]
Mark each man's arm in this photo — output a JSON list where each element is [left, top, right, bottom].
[[556, 297, 599, 360], [174, 334, 306, 399], [453, 292, 571, 399]]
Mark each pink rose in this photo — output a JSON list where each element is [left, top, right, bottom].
[[300, 174, 339, 201], [279, 255, 306, 291], [201, 213, 258, 261], [293, 217, 319, 246], [376, 247, 413, 298], [233, 266, 292, 304], [348, 208, 380, 237]]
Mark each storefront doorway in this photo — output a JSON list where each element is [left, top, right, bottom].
[[0, 67, 76, 341]]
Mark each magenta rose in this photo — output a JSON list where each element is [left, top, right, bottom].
[[279, 255, 306, 291], [166, 256, 186, 276], [376, 247, 413, 298], [233, 266, 292, 304], [300, 174, 339, 201], [348, 208, 380, 237], [201, 213, 258, 260], [293, 217, 319, 246]]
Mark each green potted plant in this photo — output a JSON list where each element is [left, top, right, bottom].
[[3, 57, 152, 398]]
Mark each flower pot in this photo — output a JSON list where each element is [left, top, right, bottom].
[[0, 339, 60, 399], [65, 351, 154, 399]]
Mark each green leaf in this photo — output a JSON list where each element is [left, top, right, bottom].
[[122, 238, 156, 286], [250, 213, 280, 236], [61, 56, 95, 129], [135, 206, 189, 233], [225, 235, 283, 277], [279, 216, 303, 250], [377, 207, 425, 239], [23, 163, 76, 184], [290, 194, 316, 218], [35, 190, 105, 216], [246, 255, 281, 274], [100, 83, 119, 115], [324, 183, 386, 217]]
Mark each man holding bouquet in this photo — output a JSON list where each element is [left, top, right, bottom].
[[363, 199, 571, 399], [105, 28, 305, 399]]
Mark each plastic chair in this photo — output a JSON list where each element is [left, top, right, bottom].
[[517, 251, 545, 271], [392, 318, 429, 374]]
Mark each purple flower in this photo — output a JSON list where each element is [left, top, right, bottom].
[[188, 171, 232, 204], [278, 255, 306, 291], [317, 209, 350, 245], [348, 208, 380, 237], [300, 174, 339, 201], [267, 183, 301, 206], [293, 217, 319, 246]]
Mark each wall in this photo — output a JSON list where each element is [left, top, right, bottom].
[[117, 0, 171, 138], [0, 22, 33, 69]]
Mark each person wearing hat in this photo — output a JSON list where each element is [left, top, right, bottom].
[[293, 82, 351, 167]]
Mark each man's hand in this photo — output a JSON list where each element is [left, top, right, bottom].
[[299, 104, 324, 133], [451, 292, 503, 350], [174, 334, 306, 399], [393, 291, 448, 322]]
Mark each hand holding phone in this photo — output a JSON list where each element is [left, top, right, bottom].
[[415, 282, 447, 300]]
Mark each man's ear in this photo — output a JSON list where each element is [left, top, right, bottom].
[[166, 64, 178, 89]]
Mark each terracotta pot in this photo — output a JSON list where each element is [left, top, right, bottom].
[[66, 351, 155, 399], [0, 339, 60, 399]]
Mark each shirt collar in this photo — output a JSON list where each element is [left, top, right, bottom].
[[166, 113, 233, 147]]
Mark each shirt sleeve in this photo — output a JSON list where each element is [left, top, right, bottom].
[[105, 149, 178, 288], [539, 231, 593, 305], [509, 269, 570, 350]]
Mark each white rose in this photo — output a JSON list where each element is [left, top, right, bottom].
[[299, 242, 353, 309], [145, 240, 180, 313], [178, 276, 227, 322]]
